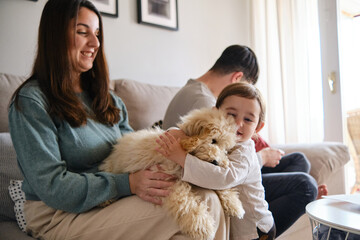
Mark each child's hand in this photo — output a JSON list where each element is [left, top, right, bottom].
[[260, 147, 285, 168], [166, 129, 187, 140], [156, 132, 187, 167]]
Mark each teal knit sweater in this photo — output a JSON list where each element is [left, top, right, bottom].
[[8, 80, 133, 213]]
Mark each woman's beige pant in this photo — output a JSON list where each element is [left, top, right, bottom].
[[24, 188, 229, 240]]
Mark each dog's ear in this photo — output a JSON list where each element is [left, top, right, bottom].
[[179, 120, 213, 137], [180, 136, 200, 152], [178, 121, 203, 136], [206, 126, 220, 135], [178, 108, 214, 136]]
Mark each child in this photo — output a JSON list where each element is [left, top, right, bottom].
[[156, 82, 275, 240]]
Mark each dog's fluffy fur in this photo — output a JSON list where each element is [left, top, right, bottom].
[[99, 108, 245, 240]]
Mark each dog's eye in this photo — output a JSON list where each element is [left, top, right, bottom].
[[211, 139, 217, 144]]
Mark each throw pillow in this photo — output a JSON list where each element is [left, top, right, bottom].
[[8, 180, 26, 232], [111, 79, 180, 131]]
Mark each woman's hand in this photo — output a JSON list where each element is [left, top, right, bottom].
[[129, 169, 176, 205], [155, 131, 187, 167], [259, 147, 285, 168]]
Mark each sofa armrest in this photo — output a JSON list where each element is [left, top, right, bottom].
[[0, 221, 34, 240], [273, 142, 350, 185], [0, 133, 23, 222]]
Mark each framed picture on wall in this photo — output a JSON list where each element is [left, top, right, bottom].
[[137, 0, 178, 31], [91, 0, 118, 18]]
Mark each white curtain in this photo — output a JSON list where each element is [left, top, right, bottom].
[[249, 0, 324, 144]]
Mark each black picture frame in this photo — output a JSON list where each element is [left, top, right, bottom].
[[137, 0, 178, 31], [91, 0, 118, 18]]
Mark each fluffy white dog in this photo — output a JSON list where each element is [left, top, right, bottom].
[[99, 108, 245, 240]]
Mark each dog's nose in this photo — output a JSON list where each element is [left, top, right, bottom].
[[210, 160, 219, 166]]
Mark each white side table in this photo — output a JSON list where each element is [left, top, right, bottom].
[[306, 198, 360, 240]]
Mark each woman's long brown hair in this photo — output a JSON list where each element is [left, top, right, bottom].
[[12, 0, 120, 127]]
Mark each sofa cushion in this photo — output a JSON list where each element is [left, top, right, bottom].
[[0, 133, 23, 221], [0, 221, 34, 240], [0, 73, 27, 133], [112, 79, 180, 131]]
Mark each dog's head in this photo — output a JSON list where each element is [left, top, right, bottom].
[[177, 108, 238, 168]]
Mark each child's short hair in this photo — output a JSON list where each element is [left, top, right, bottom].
[[215, 82, 266, 128]]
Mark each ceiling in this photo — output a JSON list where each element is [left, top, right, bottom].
[[340, 0, 360, 17]]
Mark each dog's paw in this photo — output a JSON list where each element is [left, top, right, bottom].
[[216, 189, 245, 219], [224, 199, 245, 219], [164, 181, 216, 240], [180, 202, 216, 240]]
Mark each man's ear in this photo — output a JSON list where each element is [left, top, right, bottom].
[[231, 72, 244, 83], [256, 121, 265, 133]]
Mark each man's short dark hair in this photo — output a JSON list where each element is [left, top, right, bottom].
[[210, 45, 259, 85]]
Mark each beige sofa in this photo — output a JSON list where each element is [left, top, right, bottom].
[[0, 72, 350, 239]]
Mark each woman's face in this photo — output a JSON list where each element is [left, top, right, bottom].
[[219, 95, 261, 142], [68, 7, 100, 76]]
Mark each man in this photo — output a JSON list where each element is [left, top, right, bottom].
[[163, 45, 321, 237], [163, 45, 258, 130]]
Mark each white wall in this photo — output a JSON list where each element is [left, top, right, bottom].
[[0, 0, 251, 87]]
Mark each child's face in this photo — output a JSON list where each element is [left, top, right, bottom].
[[219, 95, 261, 142]]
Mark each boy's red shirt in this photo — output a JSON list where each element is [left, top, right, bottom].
[[252, 135, 270, 152]]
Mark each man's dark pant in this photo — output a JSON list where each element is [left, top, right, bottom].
[[261, 152, 318, 237]]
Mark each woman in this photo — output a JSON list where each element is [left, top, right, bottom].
[[8, 0, 227, 239]]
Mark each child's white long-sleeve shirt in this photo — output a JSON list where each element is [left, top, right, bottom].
[[182, 139, 274, 240]]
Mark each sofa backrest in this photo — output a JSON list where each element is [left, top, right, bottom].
[[111, 79, 180, 131], [0, 73, 27, 133]]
